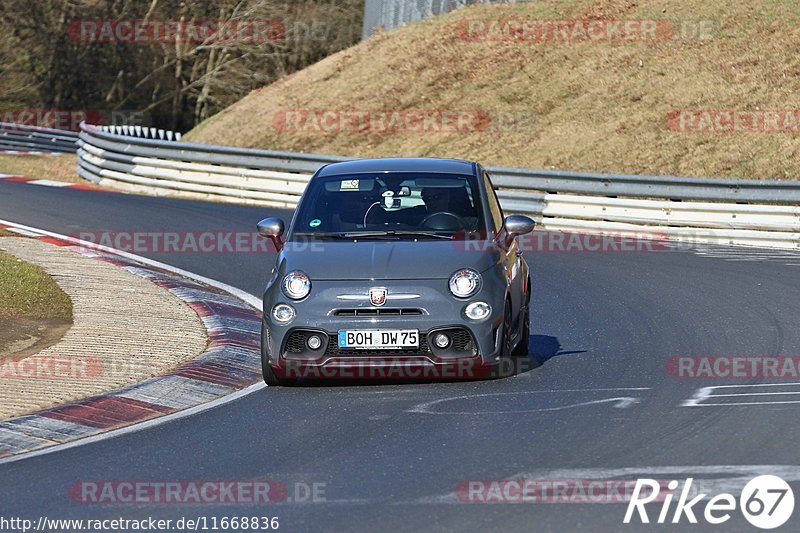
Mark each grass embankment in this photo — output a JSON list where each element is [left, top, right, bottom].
[[0, 243, 73, 357], [0, 248, 72, 320], [186, 0, 800, 180], [0, 154, 81, 183]]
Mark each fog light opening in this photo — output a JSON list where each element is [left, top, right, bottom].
[[433, 333, 451, 349], [272, 303, 296, 324], [465, 301, 491, 321], [307, 335, 322, 350]]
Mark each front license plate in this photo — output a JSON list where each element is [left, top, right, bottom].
[[338, 329, 419, 349]]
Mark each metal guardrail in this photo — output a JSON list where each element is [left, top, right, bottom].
[[362, 0, 511, 38], [0, 123, 79, 153], [71, 122, 800, 249]]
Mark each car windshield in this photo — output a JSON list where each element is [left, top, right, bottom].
[[290, 173, 486, 239]]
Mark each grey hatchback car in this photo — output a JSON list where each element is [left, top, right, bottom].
[[257, 157, 535, 385]]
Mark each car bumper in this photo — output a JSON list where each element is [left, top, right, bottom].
[[262, 279, 507, 380]]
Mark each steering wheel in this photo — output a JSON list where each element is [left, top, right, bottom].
[[420, 211, 467, 231]]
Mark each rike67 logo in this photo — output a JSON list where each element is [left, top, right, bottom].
[[624, 475, 794, 529]]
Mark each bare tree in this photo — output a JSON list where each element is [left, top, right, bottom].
[[0, 0, 363, 130]]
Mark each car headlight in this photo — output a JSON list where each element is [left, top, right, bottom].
[[449, 269, 482, 298], [282, 271, 311, 300], [272, 303, 296, 324], [465, 301, 491, 321]]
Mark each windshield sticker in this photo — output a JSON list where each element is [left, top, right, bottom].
[[340, 179, 360, 190], [309, 219, 322, 228]]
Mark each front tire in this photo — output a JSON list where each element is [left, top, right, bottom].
[[491, 303, 515, 379], [512, 304, 530, 357]]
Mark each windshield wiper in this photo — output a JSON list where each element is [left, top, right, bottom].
[[291, 231, 396, 240], [386, 230, 453, 240], [293, 231, 454, 240], [339, 230, 453, 240], [292, 232, 352, 239]]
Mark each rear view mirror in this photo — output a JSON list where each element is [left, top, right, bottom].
[[503, 215, 535, 237], [257, 217, 285, 238], [257, 217, 285, 251]]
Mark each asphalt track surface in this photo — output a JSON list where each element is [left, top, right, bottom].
[[1, 180, 800, 531]]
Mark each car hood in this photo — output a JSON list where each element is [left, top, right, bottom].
[[278, 240, 500, 280]]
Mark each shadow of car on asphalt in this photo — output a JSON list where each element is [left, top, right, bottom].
[[530, 334, 587, 365]]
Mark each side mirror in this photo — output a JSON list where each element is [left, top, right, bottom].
[[257, 217, 285, 251], [503, 215, 535, 237]]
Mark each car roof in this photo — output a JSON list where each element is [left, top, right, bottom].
[[315, 157, 477, 177]]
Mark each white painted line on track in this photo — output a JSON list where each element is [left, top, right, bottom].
[[682, 382, 800, 407], [693, 401, 800, 406], [408, 388, 650, 415], [710, 392, 800, 397], [28, 179, 72, 187], [0, 218, 267, 466], [4, 227, 40, 237]]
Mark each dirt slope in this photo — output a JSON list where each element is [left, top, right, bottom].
[[186, 0, 800, 180]]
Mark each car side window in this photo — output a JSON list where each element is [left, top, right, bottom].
[[482, 170, 504, 232]]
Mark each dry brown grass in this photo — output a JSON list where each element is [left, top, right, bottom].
[[187, 0, 800, 180], [0, 154, 82, 183]]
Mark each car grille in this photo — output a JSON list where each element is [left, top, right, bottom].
[[332, 308, 423, 316], [449, 329, 475, 352], [284, 331, 326, 354], [284, 328, 475, 356]]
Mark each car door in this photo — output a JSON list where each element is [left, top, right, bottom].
[[482, 170, 525, 320]]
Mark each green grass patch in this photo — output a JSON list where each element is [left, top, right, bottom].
[[0, 249, 72, 319]]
